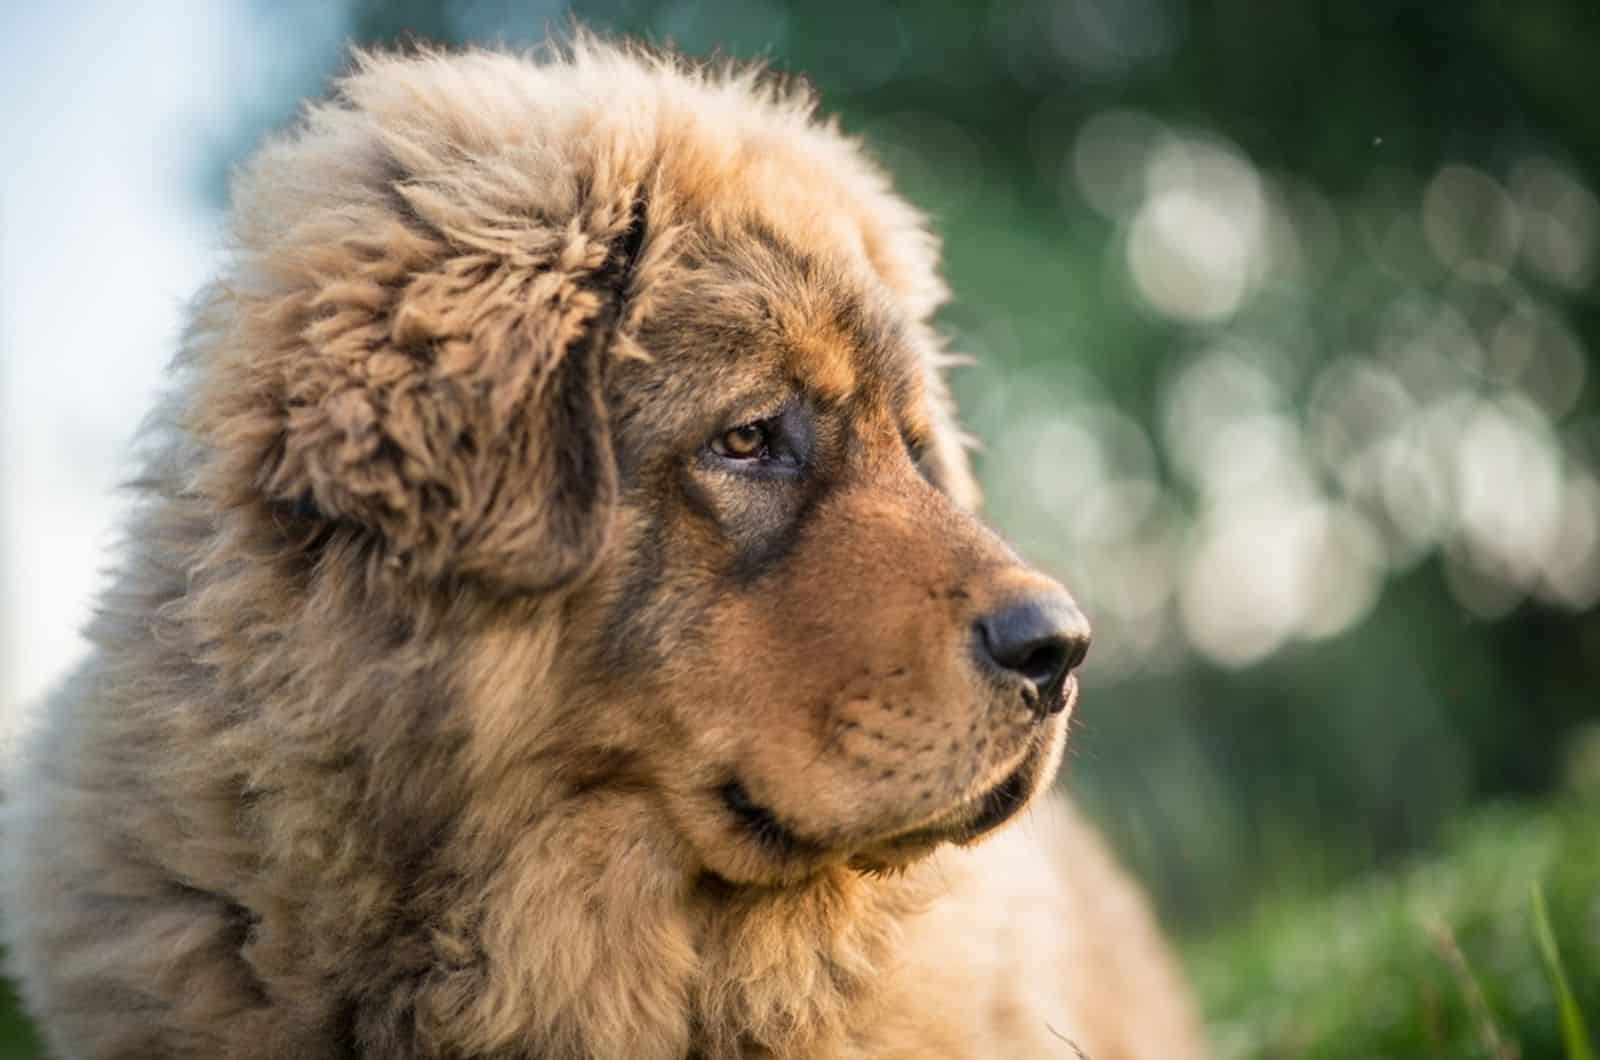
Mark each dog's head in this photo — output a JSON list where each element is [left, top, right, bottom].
[[201, 44, 1088, 889]]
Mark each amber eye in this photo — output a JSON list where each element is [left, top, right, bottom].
[[712, 422, 769, 460]]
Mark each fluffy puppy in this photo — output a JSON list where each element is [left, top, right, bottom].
[[1, 41, 1207, 1060]]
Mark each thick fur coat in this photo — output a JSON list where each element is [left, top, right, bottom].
[[1, 42, 1207, 1059]]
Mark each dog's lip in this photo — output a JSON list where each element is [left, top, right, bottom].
[[719, 778, 822, 860], [716, 728, 1050, 877], [846, 741, 1044, 871]]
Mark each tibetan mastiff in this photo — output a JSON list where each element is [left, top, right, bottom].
[[2, 41, 1206, 1060]]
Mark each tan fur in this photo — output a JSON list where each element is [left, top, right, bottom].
[[1, 40, 1207, 1059]]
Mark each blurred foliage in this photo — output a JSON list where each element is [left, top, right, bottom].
[[0, 975, 41, 1060], [1191, 790, 1600, 1059]]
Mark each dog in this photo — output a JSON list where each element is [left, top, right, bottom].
[[1, 41, 1207, 1059]]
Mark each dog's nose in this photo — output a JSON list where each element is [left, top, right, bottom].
[[975, 595, 1090, 713]]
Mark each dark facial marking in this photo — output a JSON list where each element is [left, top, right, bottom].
[[727, 485, 822, 585], [719, 779, 821, 858], [595, 510, 676, 673]]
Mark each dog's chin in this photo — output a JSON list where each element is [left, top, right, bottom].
[[846, 725, 1067, 875], [690, 718, 1069, 889]]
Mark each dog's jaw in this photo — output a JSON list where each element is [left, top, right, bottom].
[[679, 702, 1072, 888]]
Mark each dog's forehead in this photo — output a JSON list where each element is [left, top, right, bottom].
[[766, 283, 896, 408], [695, 222, 929, 420]]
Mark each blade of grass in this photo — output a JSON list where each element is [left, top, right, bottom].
[[1428, 918, 1519, 1060], [1531, 883, 1596, 1060]]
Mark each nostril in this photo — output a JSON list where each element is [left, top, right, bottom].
[[1012, 640, 1070, 688], [976, 595, 1090, 704]]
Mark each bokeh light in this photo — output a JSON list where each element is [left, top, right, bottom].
[[982, 101, 1600, 676]]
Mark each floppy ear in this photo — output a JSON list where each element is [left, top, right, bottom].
[[252, 168, 646, 593]]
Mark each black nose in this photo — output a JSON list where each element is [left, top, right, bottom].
[[975, 595, 1090, 713]]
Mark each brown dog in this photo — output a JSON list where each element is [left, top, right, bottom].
[[1, 42, 1207, 1059]]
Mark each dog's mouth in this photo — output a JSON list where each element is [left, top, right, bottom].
[[718, 779, 821, 860], [718, 736, 1047, 877], [846, 740, 1047, 872]]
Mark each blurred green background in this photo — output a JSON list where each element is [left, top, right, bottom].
[[2, 1, 1597, 1056]]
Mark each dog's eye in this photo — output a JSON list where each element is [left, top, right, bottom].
[[902, 431, 928, 468], [703, 405, 808, 476], [712, 423, 769, 461]]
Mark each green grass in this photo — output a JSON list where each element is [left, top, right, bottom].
[[0, 797, 1593, 1059], [0, 975, 41, 1060], [1532, 881, 1596, 1060], [1190, 795, 1600, 1059]]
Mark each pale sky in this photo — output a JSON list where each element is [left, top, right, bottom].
[[0, 4, 346, 734]]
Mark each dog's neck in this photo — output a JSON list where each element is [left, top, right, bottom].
[[683, 866, 932, 1059], [424, 781, 936, 1060]]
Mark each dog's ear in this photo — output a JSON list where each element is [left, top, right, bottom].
[[248, 165, 647, 593]]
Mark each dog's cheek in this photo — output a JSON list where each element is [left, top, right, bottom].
[[583, 501, 718, 681]]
